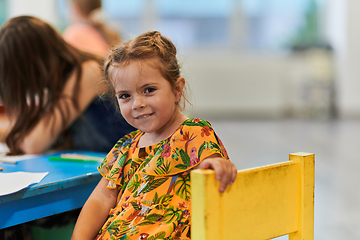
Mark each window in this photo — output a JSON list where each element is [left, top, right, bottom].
[[57, 0, 327, 51]]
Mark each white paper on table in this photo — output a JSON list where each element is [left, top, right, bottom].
[[0, 143, 42, 162], [0, 171, 49, 196], [0, 154, 43, 163], [0, 143, 59, 163], [0, 142, 8, 154]]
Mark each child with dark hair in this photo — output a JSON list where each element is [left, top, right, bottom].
[[0, 16, 135, 155]]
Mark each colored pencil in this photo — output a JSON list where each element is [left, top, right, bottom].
[[0, 158, 17, 164], [49, 153, 104, 162]]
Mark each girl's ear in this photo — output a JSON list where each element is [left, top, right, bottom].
[[174, 77, 185, 102]]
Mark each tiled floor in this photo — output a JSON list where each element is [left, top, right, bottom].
[[208, 118, 360, 240]]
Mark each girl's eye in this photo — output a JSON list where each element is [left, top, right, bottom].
[[144, 87, 156, 94], [118, 94, 130, 99]]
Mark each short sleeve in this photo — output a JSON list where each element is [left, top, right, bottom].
[[141, 118, 228, 176], [97, 130, 141, 188]]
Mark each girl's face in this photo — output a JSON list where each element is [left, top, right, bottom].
[[112, 60, 184, 137]]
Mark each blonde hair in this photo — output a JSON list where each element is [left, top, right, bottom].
[[104, 31, 190, 110]]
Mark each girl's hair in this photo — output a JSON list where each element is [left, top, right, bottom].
[[71, 0, 121, 47], [104, 30, 189, 110], [0, 16, 99, 154]]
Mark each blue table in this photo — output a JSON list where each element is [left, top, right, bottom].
[[0, 151, 105, 229]]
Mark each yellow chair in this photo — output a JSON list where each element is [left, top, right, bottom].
[[191, 152, 315, 240]]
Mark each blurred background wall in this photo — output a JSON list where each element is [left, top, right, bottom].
[[1, 0, 359, 120]]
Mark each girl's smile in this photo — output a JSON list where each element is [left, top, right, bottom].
[[111, 60, 187, 145], [134, 113, 154, 119]]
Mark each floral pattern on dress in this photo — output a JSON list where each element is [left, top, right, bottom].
[[96, 118, 229, 240]]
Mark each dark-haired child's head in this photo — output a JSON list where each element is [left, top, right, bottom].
[[0, 16, 96, 154], [0, 16, 81, 116]]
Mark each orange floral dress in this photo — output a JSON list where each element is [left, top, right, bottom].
[[96, 118, 229, 240]]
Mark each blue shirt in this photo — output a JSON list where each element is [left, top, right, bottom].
[[70, 97, 136, 153]]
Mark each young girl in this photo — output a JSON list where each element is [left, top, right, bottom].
[[63, 0, 121, 57], [71, 31, 237, 240], [0, 16, 135, 155]]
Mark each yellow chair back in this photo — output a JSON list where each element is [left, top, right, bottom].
[[191, 152, 315, 240]]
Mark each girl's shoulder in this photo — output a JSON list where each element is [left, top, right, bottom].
[[70, 59, 106, 108], [141, 118, 227, 176], [113, 130, 142, 150], [180, 118, 213, 128], [173, 118, 215, 138], [98, 129, 141, 178], [66, 59, 101, 88], [80, 60, 102, 80]]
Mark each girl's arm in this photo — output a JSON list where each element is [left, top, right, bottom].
[[19, 60, 106, 154], [71, 177, 119, 240], [194, 153, 237, 193]]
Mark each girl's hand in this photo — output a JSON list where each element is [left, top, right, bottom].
[[194, 155, 237, 193]]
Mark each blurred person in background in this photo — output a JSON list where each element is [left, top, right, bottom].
[[63, 0, 121, 57]]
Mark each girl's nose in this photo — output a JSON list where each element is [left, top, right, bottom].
[[132, 95, 146, 110]]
